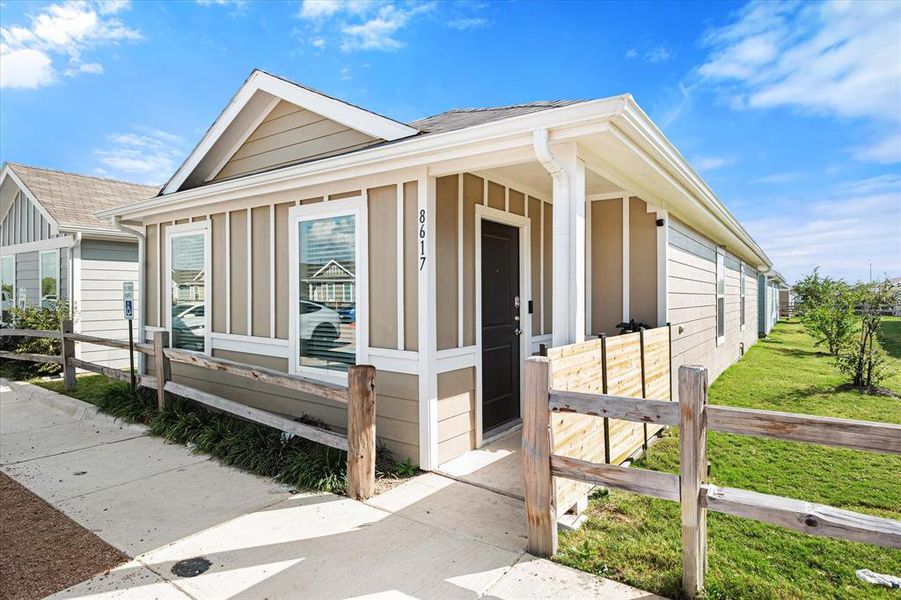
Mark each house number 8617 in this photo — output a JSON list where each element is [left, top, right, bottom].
[[418, 209, 426, 271]]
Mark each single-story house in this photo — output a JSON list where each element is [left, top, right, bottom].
[[0, 163, 155, 367], [100, 70, 775, 469]]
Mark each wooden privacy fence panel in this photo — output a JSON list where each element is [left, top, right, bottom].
[[547, 325, 672, 516], [523, 359, 901, 598], [0, 324, 378, 500]]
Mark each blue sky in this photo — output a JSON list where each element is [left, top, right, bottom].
[[1, 0, 899, 283]]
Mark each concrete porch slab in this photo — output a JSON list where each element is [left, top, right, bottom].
[[437, 428, 524, 500]]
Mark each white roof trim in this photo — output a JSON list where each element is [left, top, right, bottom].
[[162, 70, 419, 195], [0, 164, 60, 235]]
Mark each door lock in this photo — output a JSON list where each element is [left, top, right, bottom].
[[513, 327, 522, 336], [513, 295, 521, 309]]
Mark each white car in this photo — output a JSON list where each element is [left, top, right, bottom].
[[299, 300, 340, 341], [172, 304, 206, 350]]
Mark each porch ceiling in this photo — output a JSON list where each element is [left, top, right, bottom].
[[480, 161, 623, 200]]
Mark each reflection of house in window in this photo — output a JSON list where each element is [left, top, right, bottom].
[[303, 259, 355, 307], [172, 269, 205, 303]]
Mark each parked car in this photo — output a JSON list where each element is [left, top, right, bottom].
[[300, 300, 341, 341], [40, 294, 58, 310], [172, 303, 205, 351], [337, 305, 356, 324]]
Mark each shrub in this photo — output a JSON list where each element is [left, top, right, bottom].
[[793, 270, 856, 355], [0, 303, 71, 380], [835, 279, 898, 389]]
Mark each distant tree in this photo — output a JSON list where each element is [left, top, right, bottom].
[[793, 269, 856, 355], [835, 279, 898, 389]]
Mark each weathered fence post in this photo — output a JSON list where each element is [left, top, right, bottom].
[[153, 330, 171, 411], [523, 356, 557, 557], [60, 319, 75, 393], [679, 365, 709, 598], [347, 364, 376, 500]]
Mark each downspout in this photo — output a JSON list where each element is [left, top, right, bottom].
[[533, 128, 570, 345], [112, 216, 146, 373]]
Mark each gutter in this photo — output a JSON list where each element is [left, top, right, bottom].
[[111, 216, 147, 373], [532, 128, 569, 198]]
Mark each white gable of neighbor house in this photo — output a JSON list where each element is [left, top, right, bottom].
[[212, 100, 380, 183], [168, 70, 418, 193], [0, 170, 58, 247]]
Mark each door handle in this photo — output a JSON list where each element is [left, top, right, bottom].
[[513, 328, 522, 336]]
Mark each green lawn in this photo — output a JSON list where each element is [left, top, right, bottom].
[[36, 374, 113, 406], [556, 319, 901, 600]]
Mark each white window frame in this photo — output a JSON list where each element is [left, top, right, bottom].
[[165, 221, 212, 355], [288, 195, 368, 385], [38, 249, 59, 308], [715, 246, 725, 346], [1, 254, 15, 315], [739, 261, 746, 332]]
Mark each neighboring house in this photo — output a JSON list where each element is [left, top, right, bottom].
[[0, 163, 155, 367], [100, 70, 775, 469], [758, 270, 787, 337]]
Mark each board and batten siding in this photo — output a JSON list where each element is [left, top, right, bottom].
[[76, 239, 140, 368], [667, 217, 758, 393], [213, 100, 380, 183], [0, 190, 55, 246], [143, 178, 422, 461]]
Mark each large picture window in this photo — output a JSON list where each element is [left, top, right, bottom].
[[167, 223, 210, 353], [1, 255, 14, 322], [716, 247, 725, 345], [290, 197, 367, 378], [39, 250, 59, 309]]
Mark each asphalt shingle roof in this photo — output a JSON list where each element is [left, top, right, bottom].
[[7, 163, 158, 232], [408, 100, 585, 134]]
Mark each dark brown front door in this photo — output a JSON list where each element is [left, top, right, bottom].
[[481, 220, 521, 434]]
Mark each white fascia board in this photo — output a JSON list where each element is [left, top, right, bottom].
[[617, 100, 772, 269], [162, 70, 418, 195], [101, 97, 627, 220], [58, 224, 138, 241], [0, 165, 60, 234]]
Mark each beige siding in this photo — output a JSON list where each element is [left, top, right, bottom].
[[368, 185, 398, 349], [436, 175, 459, 350], [211, 213, 227, 333], [214, 101, 379, 182], [486, 180, 505, 210], [251, 205, 270, 337], [437, 367, 475, 464], [274, 202, 293, 339], [629, 197, 657, 326], [403, 181, 419, 351], [145, 223, 159, 327], [149, 350, 419, 461], [229, 210, 248, 335], [590, 199, 622, 335], [667, 218, 759, 393], [509, 189, 525, 216], [529, 196, 542, 335]]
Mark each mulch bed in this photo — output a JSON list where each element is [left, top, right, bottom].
[[0, 472, 128, 600]]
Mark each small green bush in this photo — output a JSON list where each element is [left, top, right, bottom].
[[0, 303, 70, 380], [793, 270, 856, 356], [835, 279, 898, 390], [96, 383, 410, 494]]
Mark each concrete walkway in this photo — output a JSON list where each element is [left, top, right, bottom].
[[1, 378, 663, 599]]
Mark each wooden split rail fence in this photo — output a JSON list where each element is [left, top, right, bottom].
[[523, 357, 901, 598], [0, 320, 377, 500]]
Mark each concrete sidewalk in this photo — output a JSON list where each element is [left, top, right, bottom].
[[1, 379, 662, 599]]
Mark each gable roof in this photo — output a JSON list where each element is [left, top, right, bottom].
[[162, 70, 420, 195], [1, 163, 158, 234]]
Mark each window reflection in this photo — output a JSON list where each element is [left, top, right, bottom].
[[170, 233, 206, 351], [298, 215, 356, 372]]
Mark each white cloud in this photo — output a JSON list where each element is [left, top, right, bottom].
[[447, 17, 488, 30], [850, 130, 901, 165], [0, 0, 142, 89], [698, 0, 901, 163], [94, 128, 185, 185], [297, 1, 434, 52], [694, 156, 735, 171], [339, 66, 351, 80], [196, 0, 247, 6], [750, 171, 806, 184], [0, 48, 54, 89], [644, 46, 671, 63], [625, 48, 638, 59], [745, 176, 901, 282]]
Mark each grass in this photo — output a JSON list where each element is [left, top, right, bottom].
[[31, 375, 412, 495], [556, 319, 901, 600]]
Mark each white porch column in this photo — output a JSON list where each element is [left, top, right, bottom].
[[549, 142, 586, 346], [417, 171, 439, 470]]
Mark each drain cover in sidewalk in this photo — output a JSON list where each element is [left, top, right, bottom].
[[171, 557, 211, 578]]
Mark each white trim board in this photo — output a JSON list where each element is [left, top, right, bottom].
[[473, 204, 531, 449], [164, 220, 212, 355]]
